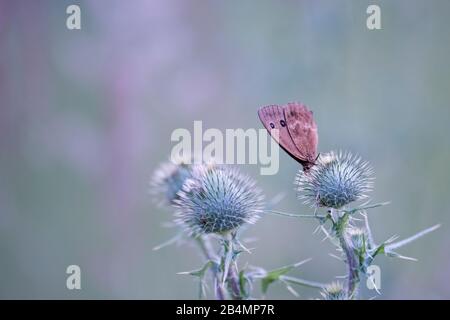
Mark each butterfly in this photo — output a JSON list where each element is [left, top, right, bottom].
[[258, 102, 318, 171]]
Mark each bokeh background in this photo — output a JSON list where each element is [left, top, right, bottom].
[[1, 0, 449, 299]]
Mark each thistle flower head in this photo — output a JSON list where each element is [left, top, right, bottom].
[[296, 151, 373, 209], [150, 160, 194, 206], [321, 281, 347, 300], [174, 164, 264, 235]]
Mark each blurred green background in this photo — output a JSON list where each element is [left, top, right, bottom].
[[1, 0, 449, 299]]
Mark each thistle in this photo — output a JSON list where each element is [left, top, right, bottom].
[[152, 160, 271, 299], [346, 227, 367, 252], [285, 150, 439, 299], [296, 151, 373, 209], [150, 159, 194, 206], [321, 281, 347, 300], [153, 151, 439, 300], [174, 164, 264, 236]]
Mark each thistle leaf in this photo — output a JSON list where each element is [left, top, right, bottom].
[[385, 224, 440, 252], [385, 250, 418, 261], [152, 232, 184, 251], [280, 275, 326, 289], [178, 261, 214, 299], [238, 270, 250, 299], [343, 202, 390, 215], [371, 243, 385, 259], [260, 258, 311, 294], [177, 260, 213, 277]]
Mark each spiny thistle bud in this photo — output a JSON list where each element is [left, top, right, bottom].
[[174, 164, 264, 235], [346, 227, 367, 251], [150, 160, 193, 206], [296, 151, 373, 209], [321, 281, 347, 300]]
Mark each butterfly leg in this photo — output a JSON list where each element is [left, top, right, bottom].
[[315, 153, 320, 161]]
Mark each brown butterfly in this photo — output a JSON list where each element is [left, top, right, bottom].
[[258, 102, 318, 171]]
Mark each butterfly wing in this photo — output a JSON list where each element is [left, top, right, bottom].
[[283, 102, 318, 164], [258, 105, 305, 163]]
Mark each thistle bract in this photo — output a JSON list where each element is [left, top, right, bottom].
[[296, 151, 373, 208], [174, 164, 264, 235], [150, 160, 193, 206]]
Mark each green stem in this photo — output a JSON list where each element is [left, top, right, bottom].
[[227, 262, 242, 299], [332, 209, 360, 299], [224, 235, 243, 300], [195, 236, 227, 300]]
